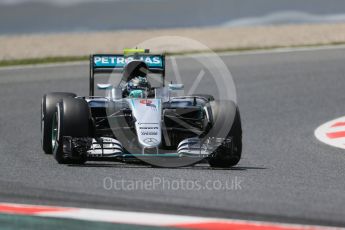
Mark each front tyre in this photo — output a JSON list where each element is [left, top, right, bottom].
[[53, 98, 90, 164], [208, 101, 242, 168], [41, 92, 76, 154]]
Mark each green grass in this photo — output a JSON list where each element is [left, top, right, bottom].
[[0, 56, 89, 67], [1, 42, 345, 67]]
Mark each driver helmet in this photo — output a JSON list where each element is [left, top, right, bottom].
[[126, 76, 151, 98], [123, 60, 151, 98]]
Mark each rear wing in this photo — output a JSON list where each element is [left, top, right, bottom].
[[89, 54, 165, 96]]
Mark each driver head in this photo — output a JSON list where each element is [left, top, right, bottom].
[[123, 60, 148, 81]]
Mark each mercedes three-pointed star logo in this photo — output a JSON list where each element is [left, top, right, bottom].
[[143, 138, 159, 145]]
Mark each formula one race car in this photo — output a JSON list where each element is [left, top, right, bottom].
[[41, 49, 242, 168]]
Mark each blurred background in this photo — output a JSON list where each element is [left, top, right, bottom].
[[2, 0, 345, 35]]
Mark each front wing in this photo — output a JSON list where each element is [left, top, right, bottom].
[[61, 136, 233, 162]]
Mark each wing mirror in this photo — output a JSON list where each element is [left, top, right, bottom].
[[97, 84, 113, 90], [169, 84, 184, 90]]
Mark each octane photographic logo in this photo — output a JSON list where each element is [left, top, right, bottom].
[[105, 36, 237, 167]]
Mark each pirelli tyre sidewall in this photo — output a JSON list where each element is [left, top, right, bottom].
[[41, 92, 76, 154], [53, 98, 90, 164], [208, 100, 242, 168]]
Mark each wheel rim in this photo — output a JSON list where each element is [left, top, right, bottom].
[[51, 112, 58, 151]]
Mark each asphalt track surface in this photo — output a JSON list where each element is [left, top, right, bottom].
[[0, 47, 345, 227]]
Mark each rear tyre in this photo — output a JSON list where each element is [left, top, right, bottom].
[[208, 101, 242, 168], [41, 92, 76, 154], [52, 98, 90, 164]]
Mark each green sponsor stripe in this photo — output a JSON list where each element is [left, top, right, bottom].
[[0, 213, 180, 230]]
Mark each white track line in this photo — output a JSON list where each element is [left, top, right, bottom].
[[0, 202, 340, 229], [315, 116, 345, 150]]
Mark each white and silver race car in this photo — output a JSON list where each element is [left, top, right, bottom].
[[41, 49, 242, 168]]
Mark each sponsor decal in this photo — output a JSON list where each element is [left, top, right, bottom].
[[139, 127, 159, 130], [94, 56, 163, 68], [137, 122, 158, 125], [141, 131, 158, 136], [140, 99, 157, 110], [140, 99, 152, 105]]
